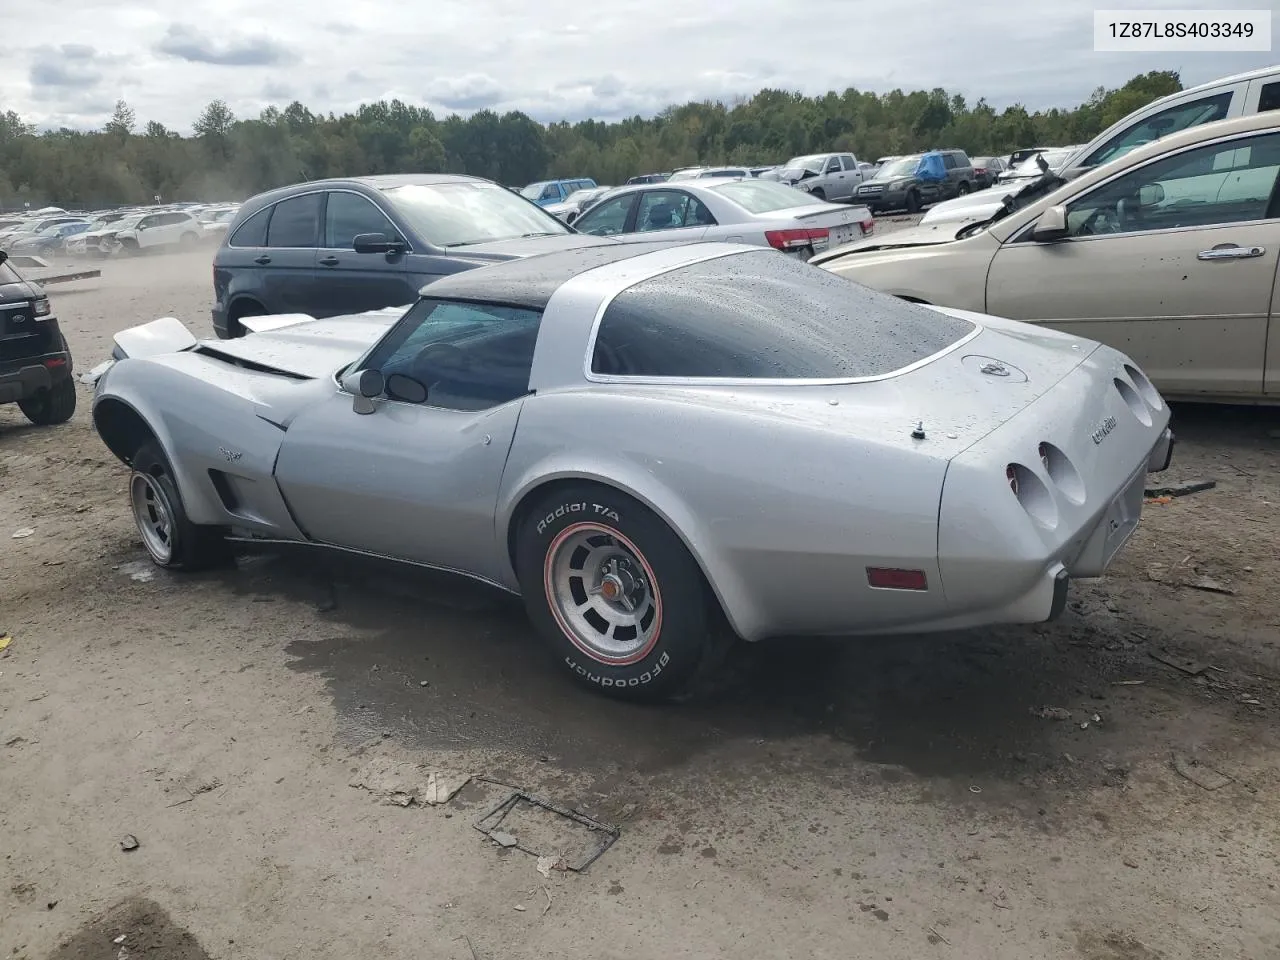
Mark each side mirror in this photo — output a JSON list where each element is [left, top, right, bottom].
[[353, 232, 404, 254], [1032, 204, 1069, 242], [340, 367, 384, 415], [1137, 182, 1165, 207]]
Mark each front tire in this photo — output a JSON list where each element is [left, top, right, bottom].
[[130, 442, 230, 571], [515, 485, 726, 700], [18, 378, 76, 425], [957, 181, 970, 195], [905, 190, 921, 213], [810, 187, 826, 201]]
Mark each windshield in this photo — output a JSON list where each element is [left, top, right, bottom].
[[876, 156, 922, 179], [0, 259, 22, 284], [564, 189, 600, 204], [519, 182, 548, 200], [710, 179, 824, 213], [666, 170, 701, 181], [382, 181, 570, 247], [111, 214, 147, 230]]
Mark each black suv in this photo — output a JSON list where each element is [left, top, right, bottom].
[[211, 173, 612, 338], [853, 149, 975, 214], [0, 252, 76, 425]]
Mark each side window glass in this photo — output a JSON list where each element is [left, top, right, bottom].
[[942, 153, 958, 169], [1084, 92, 1233, 168], [325, 192, 395, 248], [825, 157, 841, 173], [1065, 132, 1280, 237], [1259, 82, 1280, 114], [229, 207, 270, 247], [840, 155, 857, 171], [686, 195, 716, 226], [364, 299, 543, 412], [540, 185, 561, 201], [574, 194, 635, 235], [266, 193, 322, 247], [636, 190, 691, 231]]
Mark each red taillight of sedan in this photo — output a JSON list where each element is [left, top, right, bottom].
[[764, 227, 829, 252]]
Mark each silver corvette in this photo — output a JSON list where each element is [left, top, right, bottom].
[[91, 240, 1174, 700]]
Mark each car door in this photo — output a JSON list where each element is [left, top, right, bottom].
[[272, 298, 542, 582], [839, 155, 861, 196], [258, 192, 323, 315], [629, 189, 713, 241], [313, 191, 412, 315], [986, 130, 1280, 399], [817, 156, 844, 198], [572, 192, 639, 237]]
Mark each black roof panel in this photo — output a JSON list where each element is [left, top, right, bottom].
[[419, 239, 703, 311]]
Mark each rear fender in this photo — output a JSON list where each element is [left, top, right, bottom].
[[496, 455, 764, 640]]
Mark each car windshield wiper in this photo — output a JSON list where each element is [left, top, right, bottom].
[[518, 231, 562, 238]]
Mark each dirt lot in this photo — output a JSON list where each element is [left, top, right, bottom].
[[3, 245, 1280, 960]]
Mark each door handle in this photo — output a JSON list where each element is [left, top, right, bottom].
[[1197, 245, 1265, 261], [253, 255, 271, 265], [319, 255, 340, 266]]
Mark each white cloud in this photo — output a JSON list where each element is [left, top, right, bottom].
[[4, 0, 1272, 132]]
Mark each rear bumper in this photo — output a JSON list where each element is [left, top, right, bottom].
[[0, 353, 72, 403]]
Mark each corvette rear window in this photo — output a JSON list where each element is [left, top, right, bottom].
[[590, 250, 975, 379]]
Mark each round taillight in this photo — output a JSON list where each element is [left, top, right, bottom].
[[1006, 464, 1019, 495]]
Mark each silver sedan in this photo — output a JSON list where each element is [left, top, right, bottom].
[[570, 178, 875, 259]]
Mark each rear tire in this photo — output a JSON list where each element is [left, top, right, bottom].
[[515, 485, 730, 701], [227, 300, 265, 338], [130, 442, 230, 571], [905, 190, 921, 213], [957, 181, 971, 195], [18, 378, 76, 425]]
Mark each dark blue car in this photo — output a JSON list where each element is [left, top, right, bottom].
[[212, 174, 612, 339]]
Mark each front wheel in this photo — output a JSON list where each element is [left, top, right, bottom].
[[515, 485, 729, 700], [18, 378, 76, 425], [957, 181, 970, 196], [809, 187, 826, 201], [905, 190, 921, 213], [130, 442, 230, 571]]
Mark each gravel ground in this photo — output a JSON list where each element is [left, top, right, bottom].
[[3, 244, 1280, 960]]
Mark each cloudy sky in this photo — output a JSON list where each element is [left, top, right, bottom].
[[5, 0, 1273, 132]]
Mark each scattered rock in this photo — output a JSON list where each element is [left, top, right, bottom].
[[513, 904, 526, 912], [491, 831, 519, 848], [1172, 754, 1232, 791], [1123, 858, 1139, 869], [11, 527, 35, 539], [1187, 576, 1234, 595], [1033, 706, 1073, 721], [119, 835, 139, 852]]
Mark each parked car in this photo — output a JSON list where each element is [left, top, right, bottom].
[[65, 212, 138, 257], [853, 150, 972, 213], [625, 173, 670, 185], [544, 186, 612, 224], [1055, 64, 1280, 184], [667, 166, 753, 181], [570, 178, 874, 259], [520, 178, 598, 206], [212, 174, 613, 338], [109, 210, 203, 255], [0, 251, 76, 425], [6, 221, 91, 258], [0, 216, 86, 249], [920, 146, 1081, 225], [770, 153, 866, 201], [1008, 147, 1053, 167], [969, 157, 1007, 188], [815, 112, 1280, 403], [91, 239, 1172, 700], [199, 207, 240, 239]]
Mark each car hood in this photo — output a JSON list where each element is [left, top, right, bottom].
[[195, 310, 404, 379], [443, 232, 615, 264], [811, 222, 971, 262], [0, 279, 41, 303]]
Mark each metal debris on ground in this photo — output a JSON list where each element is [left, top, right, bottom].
[[348, 756, 472, 807], [537, 855, 566, 879], [0, 634, 11, 653], [1187, 576, 1234, 595], [1032, 705, 1072, 721], [1143, 480, 1216, 499], [1172, 754, 1232, 791], [1150, 650, 1209, 676], [491, 832, 519, 848], [473, 782, 620, 872], [120, 835, 140, 852]]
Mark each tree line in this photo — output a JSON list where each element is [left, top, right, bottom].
[[0, 71, 1182, 210]]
